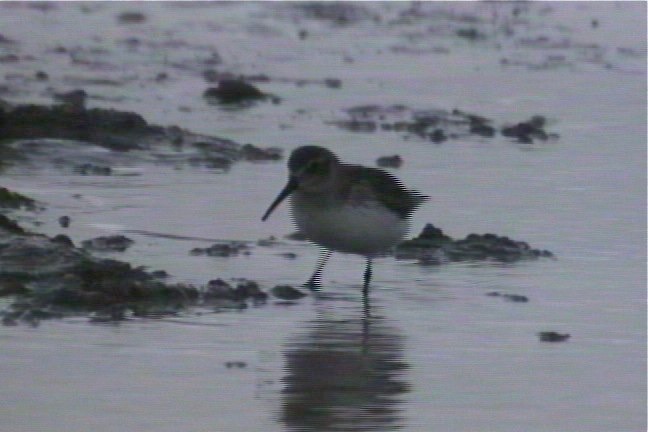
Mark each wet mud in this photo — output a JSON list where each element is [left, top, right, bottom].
[[1, 182, 552, 326], [332, 105, 558, 145], [0, 99, 282, 174], [0, 1, 624, 328], [396, 223, 554, 264]]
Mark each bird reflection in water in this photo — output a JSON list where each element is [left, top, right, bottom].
[[279, 303, 409, 431]]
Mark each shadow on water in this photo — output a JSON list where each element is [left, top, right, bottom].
[[279, 296, 410, 431]]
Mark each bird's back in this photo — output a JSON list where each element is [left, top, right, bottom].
[[337, 164, 428, 219]]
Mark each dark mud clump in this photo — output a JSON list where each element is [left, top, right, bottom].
[[293, 2, 380, 26], [486, 291, 529, 303], [204, 79, 278, 105], [331, 105, 558, 145], [81, 235, 135, 253], [0, 214, 26, 234], [190, 241, 250, 257], [0, 99, 279, 169], [376, 154, 403, 168], [0, 221, 198, 313], [271, 285, 307, 301], [58, 215, 71, 228], [538, 331, 570, 342], [1, 101, 154, 151], [0, 187, 39, 210], [51, 234, 74, 247], [0, 190, 201, 325], [73, 163, 112, 176], [396, 223, 554, 264], [239, 143, 283, 161], [501, 115, 557, 144], [0, 185, 274, 325], [203, 278, 268, 309], [117, 11, 147, 25]]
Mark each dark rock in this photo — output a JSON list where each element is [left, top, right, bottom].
[[190, 242, 249, 257], [73, 163, 112, 176], [204, 278, 236, 300], [0, 214, 26, 234], [456, 28, 486, 41], [429, 128, 447, 143], [396, 224, 554, 263], [486, 291, 529, 303], [501, 115, 552, 144], [538, 331, 570, 342], [45, 259, 199, 309], [376, 154, 403, 168], [339, 120, 377, 133], [257, 236, 280, 247], [324, 78, 342, 89], [203, 80, 267, 104], [58, 216, 71, 228], [0, 233, 83, 275], [0, 101, 252, 170], [0, 54, 19, 63], [204, 278, 266, 304], [295, 2, 377, 25], [150, 270, 168, 279], [470, 123, 496, 137], [53, 89, 87, 111], [270, 285, 306, 300], [117, 11, 146, 24], [234, 280, 267, 301], [0, 187, 37, 210], [225, 361, 247, 369], [0, 225, 203, 320], [0, 103, 150, 151], [333, 105, 558, 147], [0, 33, 16, 44], [239, 143, 283, 161], [81, 235, 134, 252], [396, 224, 453, 257], [51, 234, 74, 247], [35, 71, 49, 81]]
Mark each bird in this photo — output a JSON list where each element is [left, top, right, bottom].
[[262, 145, 428, 298]]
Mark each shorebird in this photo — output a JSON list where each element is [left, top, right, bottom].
[[262, 146, 428, 297]]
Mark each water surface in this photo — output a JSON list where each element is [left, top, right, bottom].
[[1, 2, 645, 431]]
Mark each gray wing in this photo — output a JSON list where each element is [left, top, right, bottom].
[[341, 165, 429, 219]]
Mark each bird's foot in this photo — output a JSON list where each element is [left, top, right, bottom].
[[303, 279, 322, 291]]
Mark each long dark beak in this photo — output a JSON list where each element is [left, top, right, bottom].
[[261, 176, 298, 221]]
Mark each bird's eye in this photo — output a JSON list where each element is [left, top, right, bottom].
[[307, 160, 322, 173]]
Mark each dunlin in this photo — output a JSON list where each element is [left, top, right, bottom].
[[262, 146, 427, 296]]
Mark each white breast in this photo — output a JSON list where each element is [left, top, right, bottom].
[[290, 197, 408, 256]]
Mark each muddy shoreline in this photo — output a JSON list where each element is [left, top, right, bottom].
[[1, 105, 554, 326], [0, 0, 606, 326]]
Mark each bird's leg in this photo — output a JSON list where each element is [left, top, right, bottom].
[[362, 258, 372, 298], [305, 249, 332, 290]]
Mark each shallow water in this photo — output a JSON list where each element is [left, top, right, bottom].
[[1, 2, 646, 431]]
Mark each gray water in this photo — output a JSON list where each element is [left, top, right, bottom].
[[1, 2, 645, 431]]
